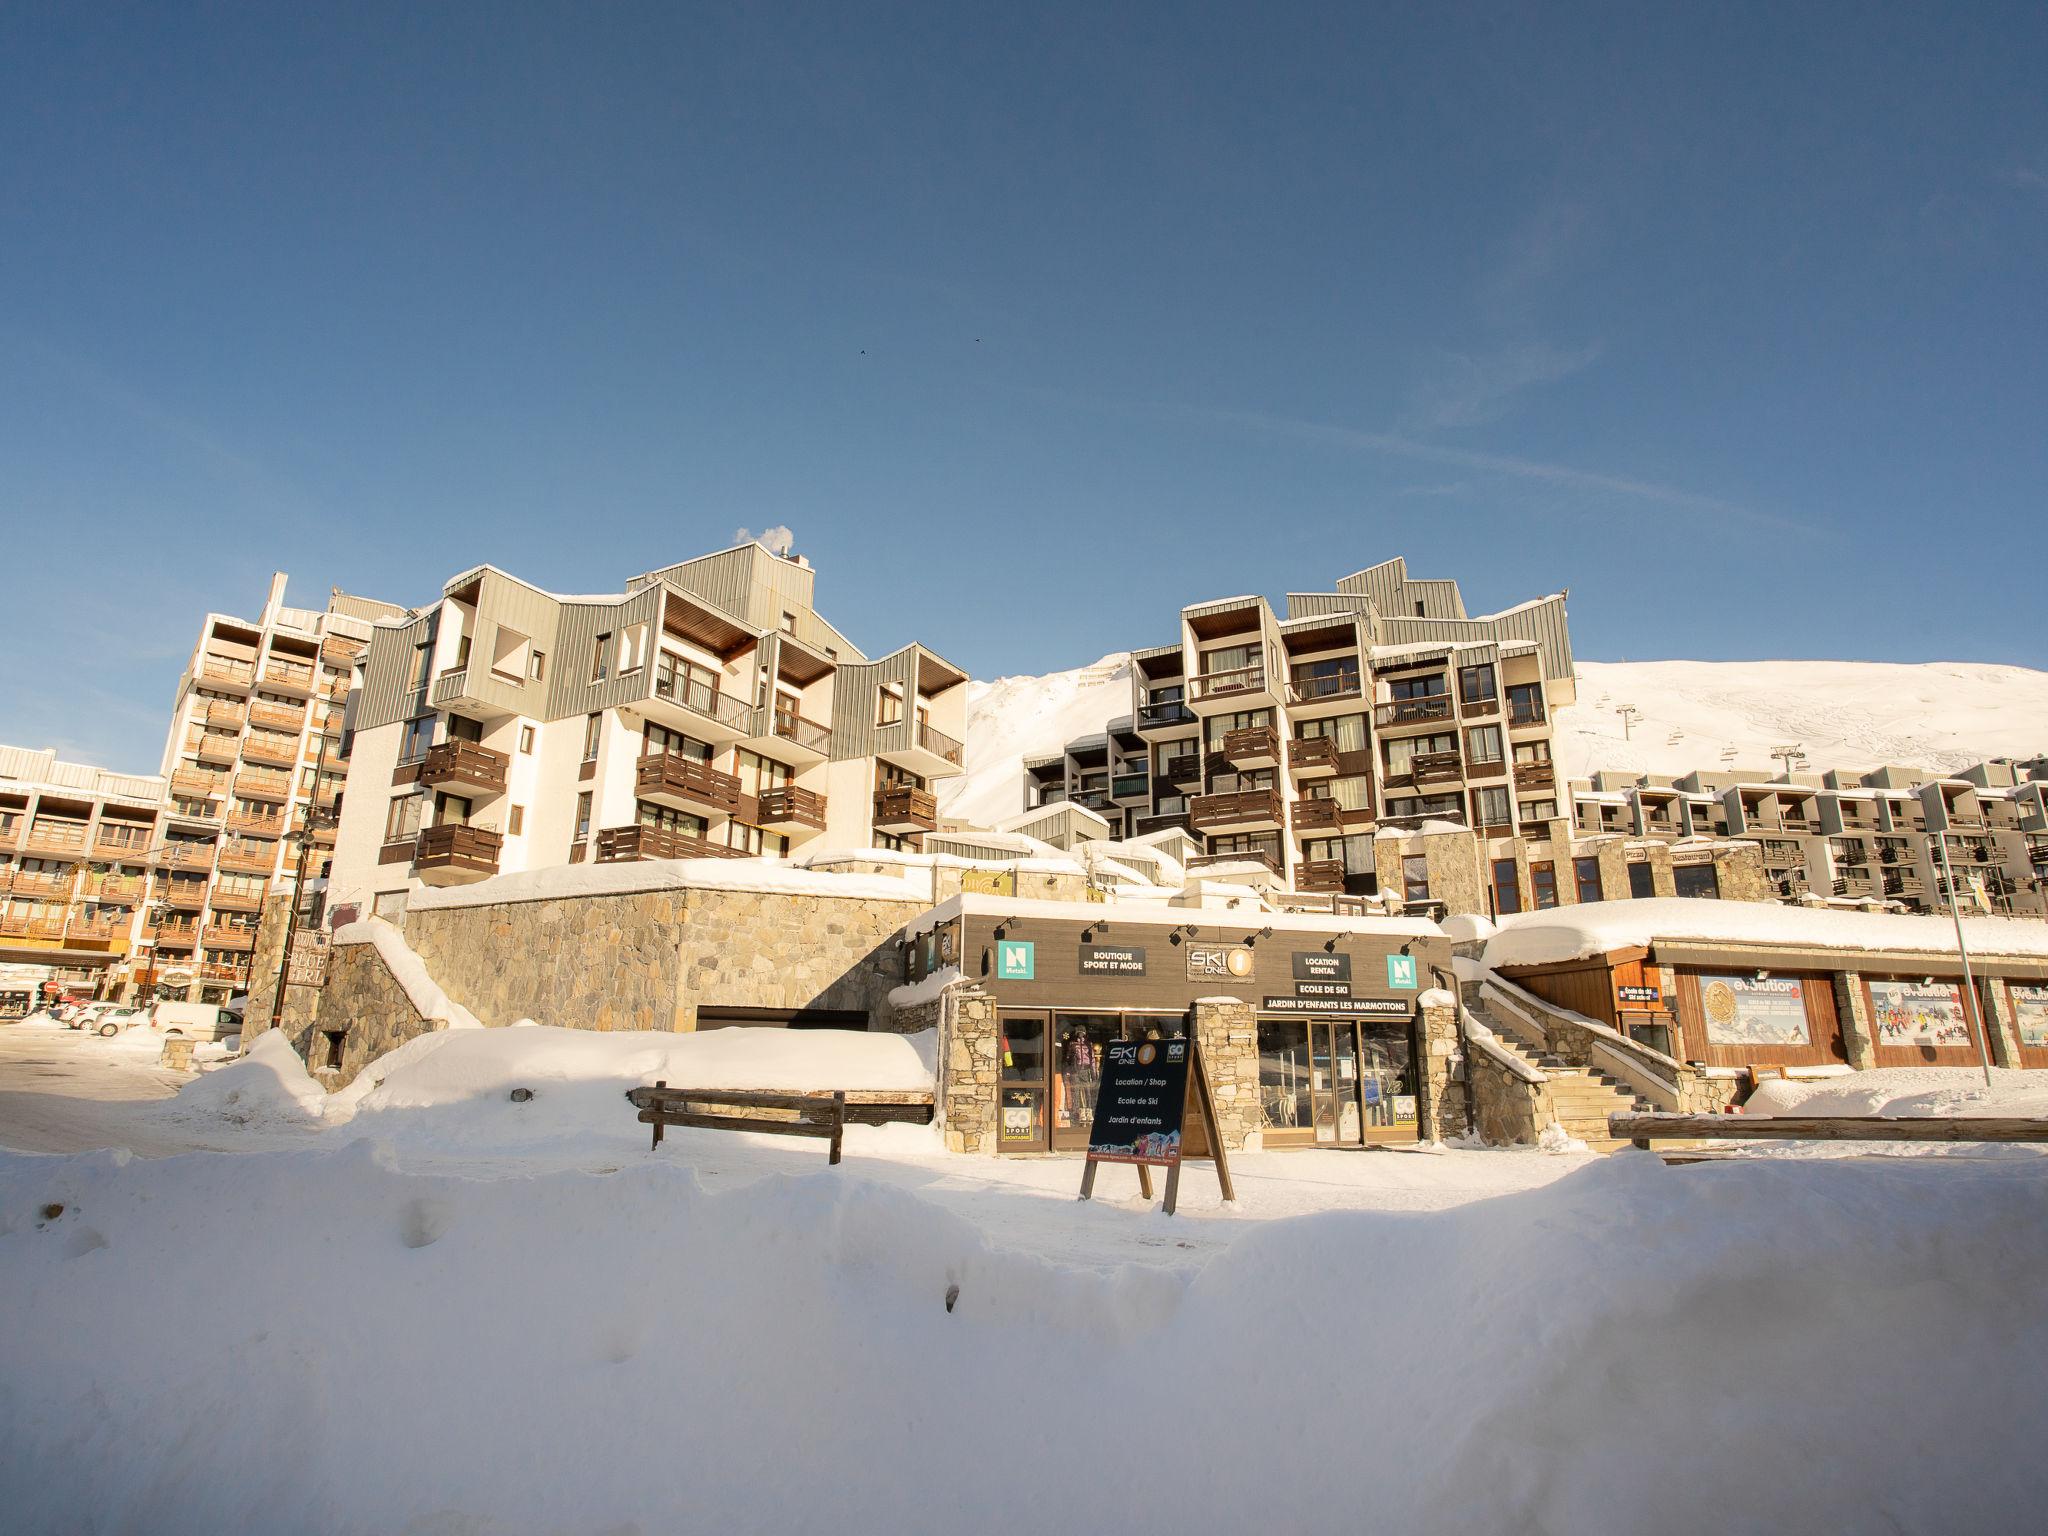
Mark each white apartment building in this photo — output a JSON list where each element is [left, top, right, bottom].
[[325, 541, 968, 923]]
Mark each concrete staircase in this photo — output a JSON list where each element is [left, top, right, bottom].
[[1470, 997, 1652, 1154]]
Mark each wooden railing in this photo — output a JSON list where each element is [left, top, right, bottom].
[[209, 883, 266, 912], [771, 709, 833, 755], [1220, 726, 1280, 765], [595, 824, 752, 862], [1189, 790, 1284, 830], [93, 824, 155, 855], [1375, 696, 1453, 728], [1514, 761, 1557, 791], [636, 753, 743, 815], [217, 842, 275, 874], [756, 786, 828, 830], [414, 821, 503, 874], [1189, 664, 1269, 703], [241, 734, 300, 767], [200, 657, 255, 687], [207, 927, 258, 952], [1289, 667, 1361, 702], [1411, 751, 1466, 787], [25, 821, 90, 854], [153, 921, 200, 947], [235, 768, 293, 802], [91, 874, 147, 904], [7, 870, 75, 899], [171, 767, 225, 800], [1137, 700, 1197, 730], [873, 785, 938, 830], [262, 658, 316, 690], [913, 720, 964, 765], [1187, 847, 1282, 876], [1377, 807, 1469, 832], [1459, 690, 1500, 717], [1133, 811, 1192, 836], [1288, 736, 1340, 774], [1291, 797, 1344, 832], [227, 809, 285, 838], [156, 841, 219, 870], [161, 880, 209, 909], [206, 700, 248, 728], [1161, 754, 1201, 781], [250, 700, 305, 731], [1294, 859, 1345, 892], [420, 739, 510, 794], [651, 670, 752, 730], [194, 732, 241, 764]]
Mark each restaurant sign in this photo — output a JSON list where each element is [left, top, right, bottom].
[[1080, 944, 1148, 976]]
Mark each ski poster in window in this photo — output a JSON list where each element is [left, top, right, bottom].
[[1697, 974, 1810, 1047], [1868, 980, 1971, 1049], [2012, 984, 2048, 1049]]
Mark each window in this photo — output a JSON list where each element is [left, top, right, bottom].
[[1513, 740, 1551, 766], [1389, 672, 1446, 700], [574, 792, 593, 842], [1674, 863, 1721, 899], [447, 715, 482, 743], [1519, 799, 1558, 823], [383, 795, 423, 844], [1466, 726, 1503, 765], [591, 632, 611, 684], [638, 802, 706, 836], [490, 626, 530, 682], [876, 687, 905, 727], [644, 722, 707, 760], [1507, 683, 1544, 725], [1574, 856, 1603, 904], [1384, 733, 1457, 774], [530, 650, 546, 681], [518, 724, 535, 754], [1473, 786, 1511, 828], [399, 716, 435, 765], [1402, 855, 1430, 904], [1459, 664, 1496, 704], [508, 806, 524, 836], [1330, 775, 1372, 811], [582, 713, 602, 761], [618, 623, 648, 674], [780, 611, 796, 633], [408, 642, 431, 691], [1493, 859, 1522, 915], [1627, 861, 1656, 899], [1297, 712, 1368, 754], [1530, 861, 1559, 909], [452, 633, 472, 671]]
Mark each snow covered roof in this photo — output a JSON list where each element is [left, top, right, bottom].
[[406, 857, 940, 912], [907, 892, 1443, 940], [1481, 898, 2048, 969], [997, 801, 1113, 836]]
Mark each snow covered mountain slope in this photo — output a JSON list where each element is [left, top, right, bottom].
[[941, 656, 2048, 823]]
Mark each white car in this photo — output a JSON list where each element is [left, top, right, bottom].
[[147, 1001, 241, 1041], [82, 1005, 150, 1038]]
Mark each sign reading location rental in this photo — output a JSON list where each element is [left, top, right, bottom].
[[1086, 1038, 1191, 1166], [1079, 944, 1147, 976], [1385, 954, 1419, 990], [995, 940, 1035, 981], [1293, 952, 1352, 984]]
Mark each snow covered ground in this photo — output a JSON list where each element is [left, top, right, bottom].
[[5, 1021, 2048, 1531], [941, 655, 2048, 824]]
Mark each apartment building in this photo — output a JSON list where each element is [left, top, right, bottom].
[[1572, 756, 2048, 917], [151, 574, 406, 1000], [324, 540, 968, 922], [0, 747, 165, 1013], [1022, 557, 1584, 916]]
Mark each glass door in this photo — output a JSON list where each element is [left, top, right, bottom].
[[997, 1012, 1049, 1152], [1358, 1022, 1420, 1142], [1309, 1022, 1365, 1145], [1050, 1013, 1122, 1149]]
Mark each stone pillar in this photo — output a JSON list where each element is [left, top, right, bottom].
[[1713, 843, 1773, 903], [1417, 997, 1469, 1143], [1422, 829, 1485, 916], [1642, 843, 1677, 898], [1834, 971, 1876, 1070], [1976, 979, 2022, 1068], [1190, 997, 1261, 1152], [1595, 840, 1632, 899], [939, 987, 999, 1154], [240, 893, 296, 1043]]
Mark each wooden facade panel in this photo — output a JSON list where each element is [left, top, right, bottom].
[[1672, 970, 1848, 1069], [1513, 961, 1622, 1031]]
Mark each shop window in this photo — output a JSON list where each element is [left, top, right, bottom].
[[1627, 862, 1656, 899], [1531, 862, 1559, 909], [1493, 859, 1522, 916], [1574, 856, 1603, 904], [1674, 863, 1721, 899]]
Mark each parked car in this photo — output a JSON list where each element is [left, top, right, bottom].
[[147, 1001, 241, 1041], [64, 1002, 119, 1031], [85, 1005, 150, 1037]]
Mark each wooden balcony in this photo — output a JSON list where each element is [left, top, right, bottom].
[[644, 670, 753, 741], [594, 824, 752, 863], [153, 921, 200, 950], [1188, 664, 1274, 708], [320, 674, 351, 702], [321, 634, 364, 666], [205, 699, 248, 729], [1161, 754, 1201, 784], [209, 884, 266, 913], [1289, 667, 1363, 707], [413, 822, 502, 886], [93, 824, 155, 857], [1412, 751, 1466, 787], [90, 873, 148, 905], [227, 808, 285, 839], [1110, 772, 1150, 801], [156, 841, 219, 871], [207, 926, 258, 952], [1294, 859, 1346, 893], [161, 880, 209, 911], [1374, 696, 1453, 730], [24, 821, 90, 856], [1282, 739, 1338, 782], [1459, 690, 1501, 719], [250, 700, 305, 732], [756, 786, 828, 832], [1136, 700, 1198, 735], [198, 960, 249, 983], [636, 753, 743, 817], [420, 740, 510, 796], [261, 657, 317, 694], [66, 913, 124, 943], [1189, 789, 1285, 834], [1514, 761, 1557, 792], [873, 785, 938, 834], [1133, 811, 1192, 837], [194, 733, 241, 765], [914, 720, 963, 767], [1220, 726, 1281, 771], [1187, 847, 1282, 877], [171, 767, 226, 800], [217, 842, 275, 875], [756, 707, 833, 762], [7, 870, 74, 900], [1507, 695, 1547, 728], [235, 768, 293, 803], [199, 657, 255, 690], [1291, 797, 1345, 833], [0, 912, 34, 938], [241, 735, 300, 768]]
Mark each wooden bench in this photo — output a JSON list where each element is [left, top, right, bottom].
[[628, 1082, 937, 1166], [1610, 1112, 2048, 1161]]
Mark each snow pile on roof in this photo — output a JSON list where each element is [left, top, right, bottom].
[[158, 1029, 330, 1128], [1482, 898, 2048, 968], [1441, 913, 1497, 944], [1743, 1067, 2048, 1122], [938, 654, 1134, 829], [406, 856, 936, 911], [333, 917, 484, 1027], [7, 1147, 2046, 1529]]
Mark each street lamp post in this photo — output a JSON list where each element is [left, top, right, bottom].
[[267, 729, 335, 1036]]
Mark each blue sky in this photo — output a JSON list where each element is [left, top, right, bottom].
[[4, 2, 2045, 771]]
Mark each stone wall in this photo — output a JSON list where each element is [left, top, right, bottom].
[[1467, 1047, 1552, 1145], [1417, 997, 1470, 1140], [1710, 842, 1771, 903], [398, 884, 929, 1033], [1832, 972, 1877, 1070], [301, 936, 434, 1088], [801, 858, 1092, 906], [241, 894, 321, 1048], [938, 986, 1000, 1154], [1190, 997, 1261, 1152]]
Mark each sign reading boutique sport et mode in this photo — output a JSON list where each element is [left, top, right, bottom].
[[1079, 944, 1147, 976]]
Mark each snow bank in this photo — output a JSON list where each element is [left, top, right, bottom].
[[1744, 1066, 2048, 1121], [332, 917, 483, 1028], [4, 1149, 2045, 1530], [1482, 897, 2048, 969], [158, 1029, 329, 1128]]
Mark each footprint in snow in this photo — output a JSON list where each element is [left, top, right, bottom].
[[400, 1197, 453, 1250]]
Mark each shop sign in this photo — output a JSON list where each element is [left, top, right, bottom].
[[1868, 979, 1971, 1049], [963, 868, 1016, 897], [1261, 995, 1411, 1018], [2012, 984, 2048, 1049], [1085, 1038, 1191, 1166], [999, 1087, 1041, 1143], [1698, 974, 1810, 1047], [995, 940, 1036, 981], [1293, 951, 1352, 984], [1079, 944, 1147, 976], [1618, 984, 1662, 1004], [1186, 944, 1254, 981], [1385, 954, 1418, 990]]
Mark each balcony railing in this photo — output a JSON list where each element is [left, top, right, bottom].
[[1220, 726, 1281, 768], [209, 884, 266, 913], [771, 708, 833, 755], [66, 914, 124, 942], [93, 824, 155, 855], [1374, 696, 1453, 728], [205, 700, 248, 729], [262, 658, 316, 691], [1137, 700, 1197, 730], [171, 767, 226, 800], [1189, 789, 1285, 832], [651, 670, 752, 731], [1110, 772, 1150, 800], [153, 921, 200, 949], [235, 768, 293, 803], [7, 871, 74, 900], [227, 809, 285, 839], [250, 700, 305, 732], [91, 874, 147, 905], [594, 824, 752, 863], [156, 841, 218, 870], [413, 822, 503, 882], [1161, 754, 1201, 783], [217, 842, 276, 874], [200, 656, 256, 688], [1459, 690, 1500, 718], [1507, 695, 1547, 727], [320, 635, 364, 666], [194, 733, 241, 765], [242, 735, 300, 767], [1289, 667, 1361, 703], [755, 785, 829, 831], [1288, 736, 1340, 775], [24, 821, 89, 855], [208, 927, 258, 953], [161, 880, 209, 910], [635, 753, 743, 816], [1291, 797, 1344, 832], [1514, 761, 1557, 791], [873, 785, 938, 832], [1187, 847, 1282, 877], [420, 740, 510, 795], [1189, 665, 1270, 703], [1133, 811, 1192, 836], [914, 720, 964, 766], [1410, 751, 1465, 787], [1294, 859, 1346, 893]]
